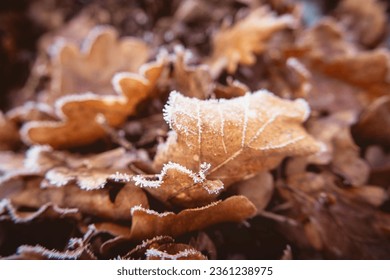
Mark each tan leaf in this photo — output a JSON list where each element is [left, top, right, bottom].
[[133, 162, 224, 208], [46, 25, 150, 103], [233, 172, 274, 213], [172, 46, 213, 99], [21, 56, 166, 148], [155, 90, 321, 187], [128, 195, 256, 241], [213, 78, 248, 99], [307, 111, 370, 186], [207, 7, 295, 77]]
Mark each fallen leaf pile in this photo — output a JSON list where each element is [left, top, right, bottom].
[[0, 0, 389, 260]]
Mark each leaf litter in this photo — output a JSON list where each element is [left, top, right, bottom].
[[0, 0, 389, 260]]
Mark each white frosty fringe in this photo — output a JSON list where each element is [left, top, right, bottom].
[[24, 145, 53, 171], [130, 199, 222, 217], [45, 169, 71, 187], [162, 91, 180, 129], [80, 25, 114, 54], [109, 171, 132, 182], [54, 92, 125, 119], [14, 244, 90, 260], [0, 199, 78, 223], [130, 204, 173, 217], [145, 248, 201, 260], [132, 161, 220, 194], [20, 92, 127, 145], [6, 101, 54, 120], [111, 72, 149, 96], [286, 57, 310, 77]]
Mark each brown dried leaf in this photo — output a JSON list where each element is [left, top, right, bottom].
[[128, 195, 256, 241], [365, 146, 390, 187], [3, 244, 96, 260], [172, 46, 213, 99], [42, 148, 145, 190], [155, 90, 321, 186], [279, 172, 390, 259], [123, 236, 175, 259], [0, 199, 80, 222], [213, 78, 248, 99], [0, 146, 60, 185], [207, 7, 295, 77], [21, 56, 166, 148], [3, 226, 97, 260], [134, 162, 224, 208], [307, 111, 370, 186], [353, 96, 390, 148], [189, 232, 217, 259], [335, 0, 387, 47], [6, 102, 56, 123], [0, 199, 82, 258], [9, 180, 148, 221], [0, 146, 142, 190], [233, 172, 274, 213], [295, 19, 390, 113], [46, 25, 149, 103], [0, 112, 20, 150]]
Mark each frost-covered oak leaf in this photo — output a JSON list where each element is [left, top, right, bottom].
[[128, 195, 256, 241], [154, 90, 322, 187], [207, 7, 295, 77], [21, 57, 165, 148], [47, 25, 150, 103]]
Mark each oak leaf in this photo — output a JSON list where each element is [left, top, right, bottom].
[[207, 7, 295, 77], [21, 56, 166, 148], [46, 25, 150, 104], [128, 195, 256, 241], [154, 90, 321, 187]]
